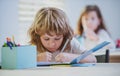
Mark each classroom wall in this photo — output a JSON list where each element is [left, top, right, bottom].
[[0, 0, 19, 64]]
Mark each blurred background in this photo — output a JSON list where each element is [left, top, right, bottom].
[[0, 0, 120, 63]]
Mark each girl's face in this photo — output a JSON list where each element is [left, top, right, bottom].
[[40, 32, 63, 52], [82, 11, 100, 31]]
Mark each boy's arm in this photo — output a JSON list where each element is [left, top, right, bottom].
[[55, 53, 96, 63], [78, 54, 97, 63]]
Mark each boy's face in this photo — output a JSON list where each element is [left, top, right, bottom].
[[82, 11, 100, 31], [40, 32, 63, 52]]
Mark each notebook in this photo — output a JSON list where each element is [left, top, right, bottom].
[[37, 41, 110, 66]]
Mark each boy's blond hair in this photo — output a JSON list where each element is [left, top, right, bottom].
[[28, 7, 73, 53]]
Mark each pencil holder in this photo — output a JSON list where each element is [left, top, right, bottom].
[[1, 46, 37, 69]]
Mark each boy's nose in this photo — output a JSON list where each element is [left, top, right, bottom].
[[50, 41, 56, 47]]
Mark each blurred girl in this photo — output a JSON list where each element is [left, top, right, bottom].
[[76, 5, 115, 50]]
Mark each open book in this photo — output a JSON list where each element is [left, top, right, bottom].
[[37, 41, 110, 66]]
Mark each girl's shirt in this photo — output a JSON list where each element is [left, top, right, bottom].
[[76, 29, 115, 51]]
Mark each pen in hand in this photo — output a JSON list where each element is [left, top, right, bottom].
[[12, 35, 16, 47], [61, 39, 69, 52], [55, 39, 69, 62]]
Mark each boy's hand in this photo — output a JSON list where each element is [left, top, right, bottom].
[[37, 52, 52, 62], [55, 53, 78, 62]]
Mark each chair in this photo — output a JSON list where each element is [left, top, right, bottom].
[[95, 49, 109, 63]]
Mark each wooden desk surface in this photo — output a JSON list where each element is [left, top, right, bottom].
[[0, 63, 120, 76]]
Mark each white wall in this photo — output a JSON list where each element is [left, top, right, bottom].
[[0, 0, 19, 64], [65, 0, 120, 40]]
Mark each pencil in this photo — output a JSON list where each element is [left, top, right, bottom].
[[61, 39, 69, 52], [12, 35, 16, 47]]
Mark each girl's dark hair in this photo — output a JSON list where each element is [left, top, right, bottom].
[[77, 5, 107, 35]]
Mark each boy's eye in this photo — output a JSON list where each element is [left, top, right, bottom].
[[55, 38, 61, 40], [44, 38, 49, 41]]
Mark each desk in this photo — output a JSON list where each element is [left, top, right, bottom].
[[94, 49, 120, 62], [110, 51, 120, 62], [0, 63, 120, 76]]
